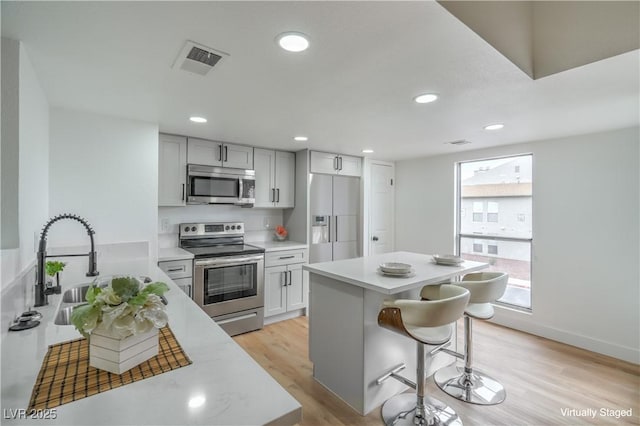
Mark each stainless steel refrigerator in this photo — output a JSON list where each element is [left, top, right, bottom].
[[310, 174, 359, 263]]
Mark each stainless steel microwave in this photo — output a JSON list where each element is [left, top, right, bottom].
[[187, 164, 255, 206]]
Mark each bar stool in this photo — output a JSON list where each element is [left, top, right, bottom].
[[434, 272, 509, 405], [376, 285, 470, 426]]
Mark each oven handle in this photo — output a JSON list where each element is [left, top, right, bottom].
[[194, 254, 264, 268]]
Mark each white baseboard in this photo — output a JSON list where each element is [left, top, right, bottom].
[[492, 306, 639, 365], [264, 308, 306, 325]]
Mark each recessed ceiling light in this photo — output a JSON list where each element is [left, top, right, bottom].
[[484, 123, 504, 130], [362, 149, 374, 154], [188, 395, 206, 408], [293, 136, 308, 142], [189, 116, 207, 123], [276, 32, 309, 52], [414, 93, 438, 104]]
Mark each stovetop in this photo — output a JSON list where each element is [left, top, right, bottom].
[[181, 243, 264, 258]]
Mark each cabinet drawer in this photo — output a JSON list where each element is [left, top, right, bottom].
[[265, 249, 308, 267], [158, 259, 192, 279]]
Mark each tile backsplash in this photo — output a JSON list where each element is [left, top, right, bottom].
[[158, 205, 284, 248]]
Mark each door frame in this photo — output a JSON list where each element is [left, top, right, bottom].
[[362, 158, 395, 257]]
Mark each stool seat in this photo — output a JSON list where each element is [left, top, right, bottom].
[[434, 271, 509, 406], [377, 285, 470, 426]]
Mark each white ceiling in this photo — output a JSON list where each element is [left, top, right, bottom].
[[3, 1, 639, 161]]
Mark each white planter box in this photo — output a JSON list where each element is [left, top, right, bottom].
[[89, 326, 159, 374]]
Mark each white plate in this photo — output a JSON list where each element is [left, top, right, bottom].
[[433, 254, 464, 265], [379, 262, 412, 274], [377, 268, 416, 278]]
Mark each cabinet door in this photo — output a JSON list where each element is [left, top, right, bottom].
[[275, 151, 295, 208], [337, 155, 362, 177], [187, 138, 222, 166], [158, 134, 187, 206], [223, 143, 254, 169], [172, 277, 193, 299], [310, 151, 338, 175], [254, 148, 276, 207], [286, 263, 307, 311], [264, 265, 287, 317]]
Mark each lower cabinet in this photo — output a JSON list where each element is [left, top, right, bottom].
[[264, 249, 308, 319], [158, 259, 193, 298]]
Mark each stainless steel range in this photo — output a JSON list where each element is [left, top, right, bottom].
[[179, 222, 265, 336]]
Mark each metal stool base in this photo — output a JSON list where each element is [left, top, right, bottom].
[[381, 393, 463, 426], [434, 365, 506, 405]]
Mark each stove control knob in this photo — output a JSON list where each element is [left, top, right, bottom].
[[184, 226, 189, 232], [225, 225, 230, 230], [237, 225, 242, 230], [231, 225, 236, 230], [191, 226, 197, 232]]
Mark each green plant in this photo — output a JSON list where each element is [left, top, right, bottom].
[[71, 276, 170, 339], [45, 261, 66, 277]]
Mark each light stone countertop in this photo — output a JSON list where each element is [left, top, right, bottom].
[[303, 251, 487, 294], [158, 246, 194, 262], [248, 240, 308, 252], [1, 257, 301, 425]]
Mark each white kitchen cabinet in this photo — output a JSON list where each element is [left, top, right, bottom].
[[187, 137, 254, 169], [158, 259, 193, 298], [254, 148, 295, 208], [310, 150, 361, 177], [158, 134, 187, 206], [264, 249, 308, 319]]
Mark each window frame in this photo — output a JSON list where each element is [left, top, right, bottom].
[[455, 153, 534, 311]]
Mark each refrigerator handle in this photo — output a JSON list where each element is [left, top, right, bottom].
[[334, 216, 338, 242], [328, 216, 332, 243]]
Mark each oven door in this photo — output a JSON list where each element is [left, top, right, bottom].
[[193, 254, 264, 318]]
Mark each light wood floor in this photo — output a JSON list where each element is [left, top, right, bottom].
[[234, 317, 639, 426]]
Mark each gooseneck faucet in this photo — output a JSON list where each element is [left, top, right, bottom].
[[35, 214, 99, 307]]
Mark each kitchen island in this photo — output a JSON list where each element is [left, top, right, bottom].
[[303, 251, 486, 415], [1, 255, 301, 425]]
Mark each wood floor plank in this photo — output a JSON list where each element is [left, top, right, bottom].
[[234, 317, 639, 426]]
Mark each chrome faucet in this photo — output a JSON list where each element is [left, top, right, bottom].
[[35, 214, 99, 307]]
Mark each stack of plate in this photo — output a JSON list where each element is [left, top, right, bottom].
[[378, 262, 414, 277], [433, 254, 464, 266]]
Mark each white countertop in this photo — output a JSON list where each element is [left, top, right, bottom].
[[1, 257, 301, 425], [303, 251, 487, 294], [248, 240, 308, 252], [158, 247, 194, 262]]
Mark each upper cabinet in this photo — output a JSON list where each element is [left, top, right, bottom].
[[187, 138, 254, 170], [310, 151, 361, 177], [158, 133, 187, 206], [254, 149, 295, 208]]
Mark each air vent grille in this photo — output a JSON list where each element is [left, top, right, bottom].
[[187, 46, 222, 67], [172, 40, 229, 76]]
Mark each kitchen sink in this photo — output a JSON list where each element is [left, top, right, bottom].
[[54, 304, 86, 325], [62, 285, 91, 303]]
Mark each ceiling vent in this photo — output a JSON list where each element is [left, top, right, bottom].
[[172, 40, 229, 76], [445, 139, 472, 146]]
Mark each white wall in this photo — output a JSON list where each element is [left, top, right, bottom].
[[1, 40, 49, 329], [395, 127, 639, 363], [48, 108, 158, 260], [0, 40, 49, 289]]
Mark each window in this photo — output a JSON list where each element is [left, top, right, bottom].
[[487, 202, 499, 222], [472, 202, 483, 222], [457, 154, 533, 310]]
